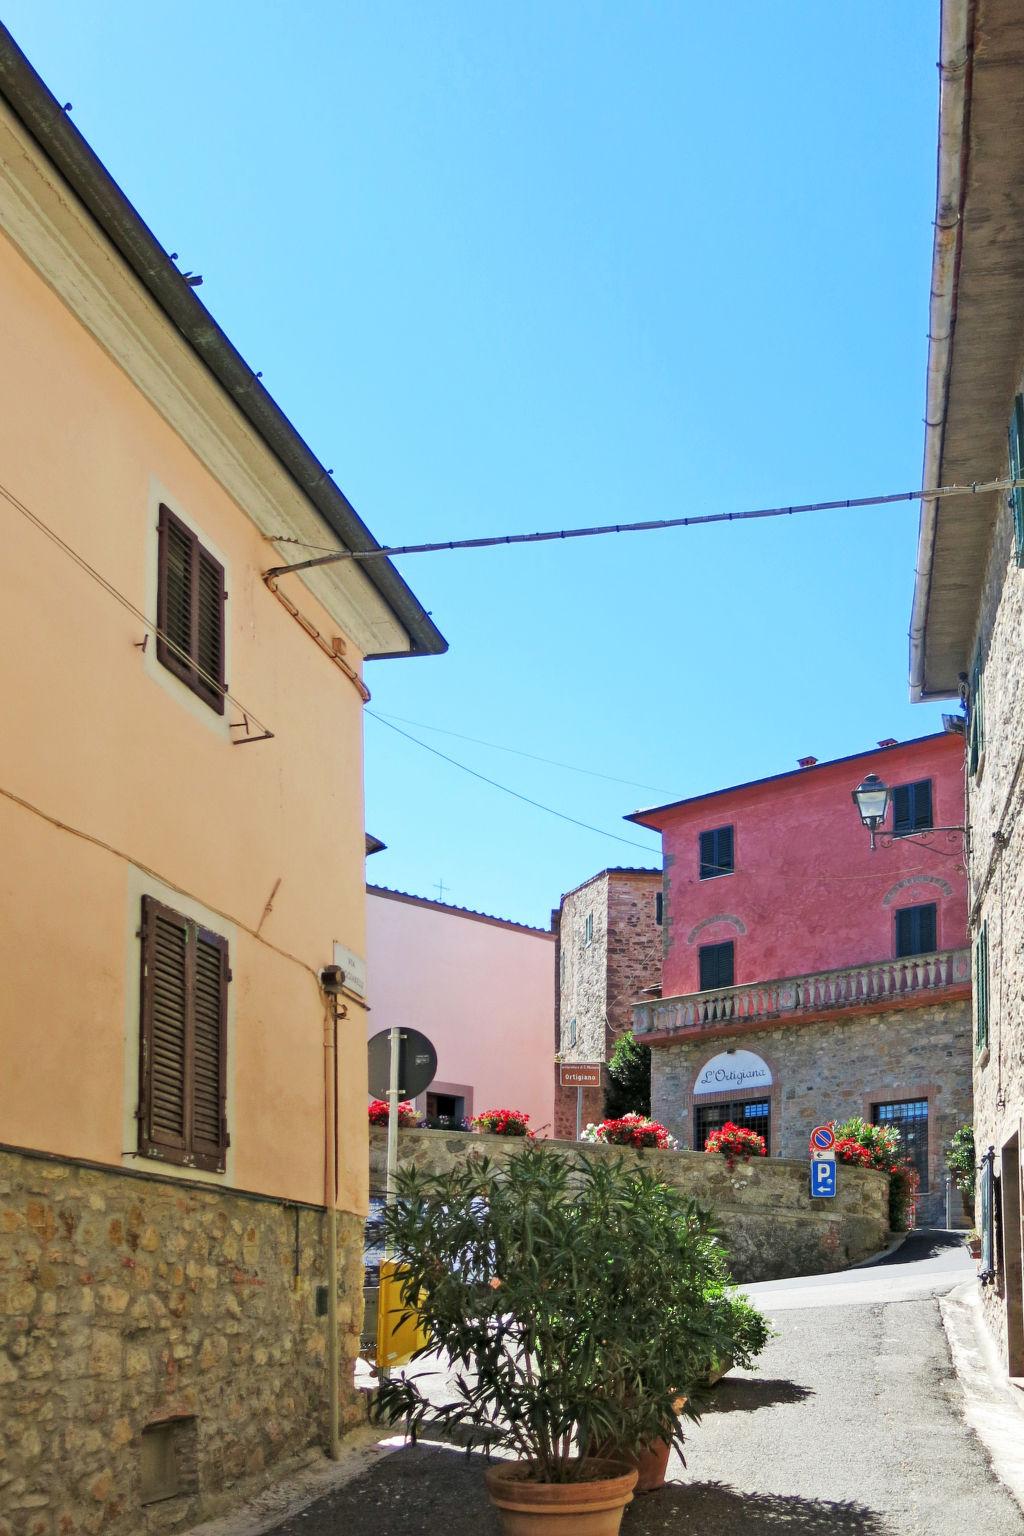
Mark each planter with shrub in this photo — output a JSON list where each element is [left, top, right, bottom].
[[703, 1121, 767, 1168], [581, 1114, 678, 1150], [471, 1108, 534, 1137], [831, 1116, 919, 1231], [368, 1098, 421, 1129], [375, 1142, 768, 1531], [946, 1124, 976, 1225]]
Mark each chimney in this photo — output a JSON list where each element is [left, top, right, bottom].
[[797, 755, 818, 768], [877, 738, 898, 748]]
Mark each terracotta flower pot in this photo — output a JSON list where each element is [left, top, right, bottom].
[[484, 1458, 637, 1536]]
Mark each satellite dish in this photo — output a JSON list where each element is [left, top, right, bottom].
[[367, 1028, 437, 1100]]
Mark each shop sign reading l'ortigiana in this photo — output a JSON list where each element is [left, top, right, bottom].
[[693, 1050, 772, 1095]]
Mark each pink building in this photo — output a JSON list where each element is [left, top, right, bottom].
[[365, 887, 556, 1134], [628, 733, 971, 1224]]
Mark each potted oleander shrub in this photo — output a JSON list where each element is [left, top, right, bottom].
[[375, 1142, 755, 1531]]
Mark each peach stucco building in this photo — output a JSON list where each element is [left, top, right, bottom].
[[366, 887, 556, 1134], [0, 27, 443, 1532]]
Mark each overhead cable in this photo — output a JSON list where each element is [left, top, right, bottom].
[[265, 477, 1024, 577], [366, 711, 659, 853], [371, 710, 666, 793]]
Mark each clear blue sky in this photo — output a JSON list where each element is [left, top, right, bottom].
[[5, 3, 946, 928]]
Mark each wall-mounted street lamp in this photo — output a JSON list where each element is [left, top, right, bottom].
[[851, 772, 965, 852]]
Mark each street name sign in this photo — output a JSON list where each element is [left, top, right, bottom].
[[810, 1159, 837, 1199], [560, 1063, 602, 1089]]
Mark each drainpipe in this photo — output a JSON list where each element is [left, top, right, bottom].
[[321, 976, 344, 1461]]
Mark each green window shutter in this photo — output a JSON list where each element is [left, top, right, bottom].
[[892, 781, 933, 835], [1010, 396, 1024, 565], [975, 923, 989, 1050], [699, 940, 734, 990], [968, 657, 985, 777]]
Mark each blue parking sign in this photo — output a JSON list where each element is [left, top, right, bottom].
[[811, 1160, 836, 1198]]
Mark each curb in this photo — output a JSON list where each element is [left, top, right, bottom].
[[940, 1278, 1024, 1514]]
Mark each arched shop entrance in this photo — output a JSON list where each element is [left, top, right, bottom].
[[692, 1050, 773, 1153]]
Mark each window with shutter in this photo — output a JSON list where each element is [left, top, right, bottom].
[[156, 505, 226, 714], [699, 825, 734, 879], [699, 940, 735, 990], [975, 921, 990, 1051], [139, 895, 229, 1171], [1009, 395, 1024, 565], [892, 779, 933, 835], [894, 902, 937, 959], [968, 653, 985, 777]]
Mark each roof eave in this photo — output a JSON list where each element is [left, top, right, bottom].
[[0, 25, 447, 660], [909, 0, 974, 701]]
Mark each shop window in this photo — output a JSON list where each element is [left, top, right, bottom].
[[695, 1098, 770, 1155], [873, 1098, 929, 1192]]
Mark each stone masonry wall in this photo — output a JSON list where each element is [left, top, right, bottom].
[[553, 872, 661, 1139], [0, 1148, 364, 1536], [554, 874, 609, 1140], [370, 1127, 889, 1284], [967, 489, 1024, 1369], [648, 999, 973, 1227], [605, 873, 663, 1040]]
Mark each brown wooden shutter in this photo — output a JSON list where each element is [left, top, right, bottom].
[[139, 895, 190, 1163], [139, 897, 229, 1171], [156, 505, 226, 715], [191, 926, 229, 1171], [195, 548, 226, 714]]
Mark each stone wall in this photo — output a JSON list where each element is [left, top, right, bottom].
[[648, 999, 973, 1227], [0, 1148, 364, 1536], [967, 491, 1024, 1370], [553, 871, 661, 1139], [370, 1127, 889, 1283]]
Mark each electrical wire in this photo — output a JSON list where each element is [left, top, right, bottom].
[[371, 711, 666, 793], [366, 710, 659, 853], [1, 477, 274, 741], [265, 476, 1024, 576]]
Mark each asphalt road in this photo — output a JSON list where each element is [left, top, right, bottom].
[[262, 1232, 1022, 1536]]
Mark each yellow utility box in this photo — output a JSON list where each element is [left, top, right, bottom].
[[375, 1261, 431, 1368]]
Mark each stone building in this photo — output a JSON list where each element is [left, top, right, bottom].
[[909, 0, 1024, 1375], [628, 735, 972, 1227], [553, 869, 662, 1138], [0, 28, 444, 1535], [366, 886, 555, 1133]]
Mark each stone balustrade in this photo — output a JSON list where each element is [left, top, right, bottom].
[[633, 946, 971, 1039]]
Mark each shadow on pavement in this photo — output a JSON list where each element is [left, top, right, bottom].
[[638, 1480, 893, 1533], [700, 1376, 814, 1413], [261, 1444, 894, 1536], [871, 1229, 965, 1267]]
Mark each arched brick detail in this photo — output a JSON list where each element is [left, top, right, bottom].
[[881, 874, 953, 906], [686, 913, 747, 945]]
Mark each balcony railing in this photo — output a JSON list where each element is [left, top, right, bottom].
[[633, 947, 971, 1039]]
